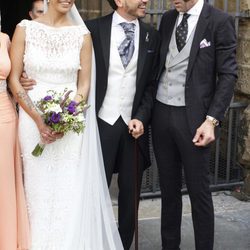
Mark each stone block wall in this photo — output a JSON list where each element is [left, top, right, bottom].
[[233, 0, 250, 200], [75, 0, 112, 20]]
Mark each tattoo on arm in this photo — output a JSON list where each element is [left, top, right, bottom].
[[17, 90, 36, 110]]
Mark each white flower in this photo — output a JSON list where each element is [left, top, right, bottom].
[[62, 113, 71, 122], [77, 113, 85, 122], [47, 103, 62, 113]]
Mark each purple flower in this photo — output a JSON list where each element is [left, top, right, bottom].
[[50, 112, 61, 124], [43, 95, 52, 101], [69, 100, 77, 106], [67, 101, 77, 114], [67, 105, 76, 114]]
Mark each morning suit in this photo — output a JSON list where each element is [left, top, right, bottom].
[[152, 2, 237, 250], [86, 12, 160, 249]]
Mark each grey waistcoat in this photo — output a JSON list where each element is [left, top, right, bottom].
[[156, 22, 196, 106]]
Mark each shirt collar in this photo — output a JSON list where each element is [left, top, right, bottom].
[[179, 0, 204, 17], [113, 11, 138, 27]]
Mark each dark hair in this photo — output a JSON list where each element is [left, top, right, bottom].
[[107, 0, 118, 10], [30, 0, 43, 11]]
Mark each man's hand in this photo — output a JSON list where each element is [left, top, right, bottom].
[[192, 119, 215, 147], [128, 119, 144, 139], [20, 72, 36, 91]]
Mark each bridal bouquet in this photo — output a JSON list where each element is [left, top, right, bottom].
[[32, 89, 89, 157]]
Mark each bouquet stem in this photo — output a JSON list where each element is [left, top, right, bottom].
[[32, 142, 45, 157]]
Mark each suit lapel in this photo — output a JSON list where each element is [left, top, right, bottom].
[[186, 3, 211, 81], [99, 14, 113, 72], [158, 10, 178, 79], [136, 21, 149, 86], [169, 26, 196, 68]]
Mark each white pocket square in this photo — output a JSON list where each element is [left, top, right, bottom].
[[200, 38, 211, 48]]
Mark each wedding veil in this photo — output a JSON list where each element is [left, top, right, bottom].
[[43, 1, 123, 249]]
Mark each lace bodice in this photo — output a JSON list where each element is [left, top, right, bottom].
[[18, 20, 89, 84]]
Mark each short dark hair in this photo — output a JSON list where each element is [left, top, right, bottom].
[[107, 0, 118, 10], [30, 0, 43, 11]]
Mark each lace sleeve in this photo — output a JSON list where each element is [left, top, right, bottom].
[[79, 24, 90, 36], [18, 19, 30, 28]]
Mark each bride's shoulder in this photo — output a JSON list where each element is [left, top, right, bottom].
[[77, 24, 90, 36], [18, 18, 47, 29], [17, 19, 44, 31], [18, 19, 32, 28]]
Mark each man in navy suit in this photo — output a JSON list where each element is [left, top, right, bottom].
[[152, 0, 237, 249], [86, 0, 160, 249]]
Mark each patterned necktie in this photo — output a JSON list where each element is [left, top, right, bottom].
[[175, 13, 190, 52], [118, 22, 135, 68]]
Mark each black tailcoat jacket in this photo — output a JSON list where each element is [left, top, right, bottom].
[[86, 14, 160, 168]]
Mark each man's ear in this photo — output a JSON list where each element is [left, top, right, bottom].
[[114, 0, 123, 8], [28, 11, 33, 20]]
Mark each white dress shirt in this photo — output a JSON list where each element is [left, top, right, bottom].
[[177, 0, 204, 42], [112, 11, 139, 52]]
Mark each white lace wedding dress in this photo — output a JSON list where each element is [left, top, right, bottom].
[[18, 20, 123, 250]]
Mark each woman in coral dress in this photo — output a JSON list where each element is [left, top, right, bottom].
[[0, 31, 30, 249]]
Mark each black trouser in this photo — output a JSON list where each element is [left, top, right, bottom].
[[98, 117, 144, 250], [152, 101, 214, 250]]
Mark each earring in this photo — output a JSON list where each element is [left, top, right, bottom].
[[47, 0, 50, 3]]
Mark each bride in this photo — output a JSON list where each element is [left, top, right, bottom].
[[9, 0, 123, 249]]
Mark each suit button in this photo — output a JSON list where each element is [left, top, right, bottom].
[[168, 69, 171, 72]]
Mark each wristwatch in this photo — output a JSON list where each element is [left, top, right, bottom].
[[206, 115, 219, 127]]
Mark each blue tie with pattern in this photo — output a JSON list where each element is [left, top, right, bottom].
[[176, 13, 190, 52], [118, 22, 135, 68]]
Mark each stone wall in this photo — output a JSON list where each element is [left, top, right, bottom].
[[75, 0, 112, 20], [233, 0, 250, 200], [236, 0, 250, 153]]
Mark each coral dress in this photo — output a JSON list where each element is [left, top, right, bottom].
[[0, 32, 30, 250]]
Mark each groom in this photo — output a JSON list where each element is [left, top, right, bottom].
[[86, 0, 160, 249], [152, 0, 237, 249]]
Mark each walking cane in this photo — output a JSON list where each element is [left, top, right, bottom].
[[134, 139, 139, 250]]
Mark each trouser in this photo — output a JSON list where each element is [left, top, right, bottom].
[[152, 101, 214, 250], [98, 117, 144, 250]]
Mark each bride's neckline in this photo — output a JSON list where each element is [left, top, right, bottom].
[[30, 19, 80, 29]]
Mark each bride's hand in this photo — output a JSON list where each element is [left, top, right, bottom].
[[52, 131, 64, 140], [36, 120, 57, 144]]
